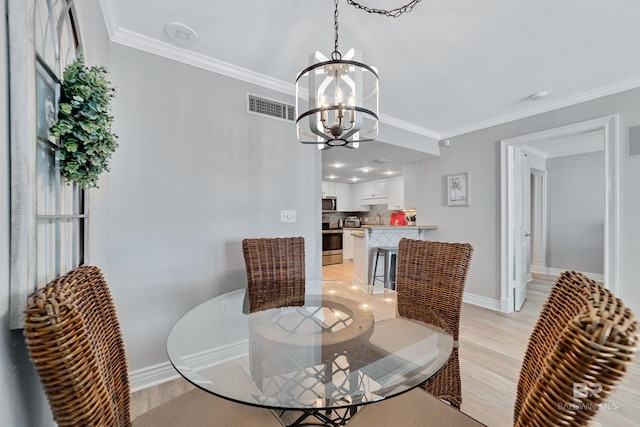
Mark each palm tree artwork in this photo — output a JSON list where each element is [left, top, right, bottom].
[[448, 173, 469, 206]]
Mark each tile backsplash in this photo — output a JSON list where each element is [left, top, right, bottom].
[[323, 204, 415, 227]]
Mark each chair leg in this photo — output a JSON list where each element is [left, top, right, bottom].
[[370, 251, 380, 286], [386, 252, 397, 290], [420, 349, 462, 409]]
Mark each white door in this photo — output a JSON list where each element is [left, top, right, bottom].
[[531, 171, 547, 270], [513, 149, 529, 311]]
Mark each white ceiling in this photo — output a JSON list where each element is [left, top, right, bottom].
[[102, 0, 640, 182]]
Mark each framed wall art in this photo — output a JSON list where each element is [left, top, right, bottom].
[[447, 172, 470, 206]]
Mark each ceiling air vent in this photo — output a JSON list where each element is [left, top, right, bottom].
[[246, 93, 295, 123]]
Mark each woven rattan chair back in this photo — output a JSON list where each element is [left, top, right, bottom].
[[23, 265, 130, 427], [396, 238, 473, 341], [396, 238, 473, 408], [242, 236, 306, 313], [514, 271, 639, 426]]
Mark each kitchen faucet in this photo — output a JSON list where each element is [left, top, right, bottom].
[[374, 213, 382, 225]]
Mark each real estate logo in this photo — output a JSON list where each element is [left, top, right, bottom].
[[556, 382, 618, 411], [572, 382, 602, 399]]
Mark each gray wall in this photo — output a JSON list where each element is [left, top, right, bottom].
[[547, 152, 605, 274], [415, 89, 640, 313], [94, 43, 321, 371]]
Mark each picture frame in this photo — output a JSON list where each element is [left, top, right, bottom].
[[447, 172, 470, 206]]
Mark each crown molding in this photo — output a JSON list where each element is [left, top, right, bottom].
[[99, 0, 119, 39], [379, 114, 441, 140], [111, 27, 295, 96], [441, 76, 640, 139]]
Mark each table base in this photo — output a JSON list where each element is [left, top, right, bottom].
[[276, 406, 359, 427]]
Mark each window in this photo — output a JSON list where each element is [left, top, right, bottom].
[[9, 0, 85, 329]]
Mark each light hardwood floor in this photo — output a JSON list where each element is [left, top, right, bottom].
[[131, 262, 639, 425], [323, 261, 640, 427]]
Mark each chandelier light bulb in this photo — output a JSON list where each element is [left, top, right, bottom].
[[335, 87, 344, 103]]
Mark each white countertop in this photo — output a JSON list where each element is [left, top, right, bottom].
[[361, 225, 438, 230]]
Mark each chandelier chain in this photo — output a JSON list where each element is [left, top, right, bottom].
[[332, 0, 341, 60], [346, 0, 422, 18]]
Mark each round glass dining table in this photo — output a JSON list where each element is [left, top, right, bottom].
[[167, 281, 453, 426]]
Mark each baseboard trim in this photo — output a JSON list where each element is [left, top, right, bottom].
[[530, 266, 604, 282], [463, 293, 501, 311], [129, 339, 248, 392], [129, 361, 181, 393]]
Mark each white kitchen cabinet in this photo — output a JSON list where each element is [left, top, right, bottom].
[[334, 182, 351, 211], [387, 176, 404, 210], [360, 179, 388, 202], [352, 231, 367, 284], [343, 229, 354, 261], [350, 182, 370, 212], [321, 181, 335, 197]]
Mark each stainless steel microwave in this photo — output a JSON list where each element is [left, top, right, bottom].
[[322, 197, 337, 211]]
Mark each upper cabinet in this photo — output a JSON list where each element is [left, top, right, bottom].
[[350, 182, 371, 212], [334, 182, 352, 211], [387, 176, 404, 210], [322, 172, 415, 210], [360, 179, 388, 201], [321, 181, 335, 198]]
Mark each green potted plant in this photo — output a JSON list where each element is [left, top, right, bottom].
[[50, 56, 118, 189]]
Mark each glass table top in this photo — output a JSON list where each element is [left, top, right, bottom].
[[167, 281, 453, 411]]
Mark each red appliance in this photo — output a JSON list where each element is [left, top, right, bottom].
[[390, 212, 405, 226]]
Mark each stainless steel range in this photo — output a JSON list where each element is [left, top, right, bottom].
[[322, 220, 343, 265]]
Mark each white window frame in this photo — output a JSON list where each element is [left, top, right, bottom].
[[9, 0, 87, 329]]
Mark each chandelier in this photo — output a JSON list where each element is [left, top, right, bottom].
[[295, 0, 422, 149]]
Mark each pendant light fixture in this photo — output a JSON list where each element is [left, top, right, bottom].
[[296, 0, 422, 150]]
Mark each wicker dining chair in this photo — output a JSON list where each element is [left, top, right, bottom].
[[395, 238, 474, 409], [513, 270, 639, 426], [242, 236, 305, 313], [349, 270, 639, 427], [23, 265, 285, 427]]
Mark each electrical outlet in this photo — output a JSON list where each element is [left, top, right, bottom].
[[220, 300, 230, 316], [280, 210, 296, 222]]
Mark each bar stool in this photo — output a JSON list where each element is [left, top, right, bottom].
[[370, 246, 398, 290]]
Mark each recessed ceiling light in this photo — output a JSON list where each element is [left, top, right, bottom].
[[332, 163, 344, 168], [165, 22, 199, 46], [350, 177, 360, 182], [383, 170, 396, 175], [529, 91, 549, 101], [360, 167, 372, 173], [326, 175, 338, 180]]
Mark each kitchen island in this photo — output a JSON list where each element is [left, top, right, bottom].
[[352, 225, 437, 285]]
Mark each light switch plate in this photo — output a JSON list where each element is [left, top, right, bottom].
[[280, 210, 296, 222]]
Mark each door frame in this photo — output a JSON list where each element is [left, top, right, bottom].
[[499, 115, 619, 313]]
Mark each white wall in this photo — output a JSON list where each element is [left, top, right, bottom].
[[415, 88, 640, 314], [546, 151, 605, 274]]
